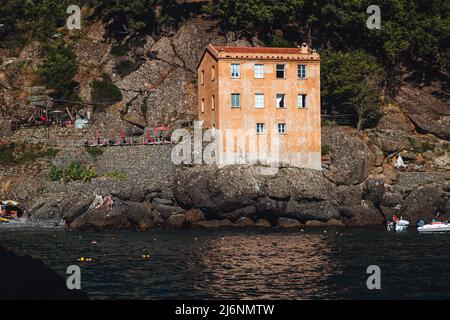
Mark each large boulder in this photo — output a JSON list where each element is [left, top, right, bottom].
[[400, 185, 448, 222], [166, 213, 186, 228], [322, 127, 375, 185], [366, 129, 415, 154], [63, 196, 93, 224], [336, 185, 362, 206], [69, 201, 131, 231], [376, 104, 415, 133], [280, 167, 338, 201], [144, 67, 197, 127], [395, 83, 450, 141], [286, 200, 340, 222], [154, 204, 185, 220], [362, 178, 385, 207], [339, 201, 385, 226], [173, 165, 260, 214], [126, 201, 153, 225], [277, 217, 302, 229]]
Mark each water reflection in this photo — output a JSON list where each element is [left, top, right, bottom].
[[193, 232, 337, 299], [1, 228, 450, 299]]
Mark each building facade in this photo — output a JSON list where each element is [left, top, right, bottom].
[[197, 43, 321, 169]]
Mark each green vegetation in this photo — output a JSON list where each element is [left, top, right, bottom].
[[0, 143, 59, 164], [1, 0, 448, 126], [420, 141, 435, 153], [50, 161, 97, 182], [39, 43, 77, 95], [205, 0, 449, 129], [104, 171, 128, 180], [0, 144, 16, 164], [0, 0, 76, 42], [321, 119, 337, 127], [85, 146, 105, 158], [110, 45, 128, 57], [321, 144, 330, 156], [204, 0, 449, 74], [98, 0, 180, 34], [91, 79, 123, 110], [321, 50, 386, 130], [116, 60, 139, 78]]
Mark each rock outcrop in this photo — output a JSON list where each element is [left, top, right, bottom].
[[322, 126, 376, 185], [396, 83, 450, 140]]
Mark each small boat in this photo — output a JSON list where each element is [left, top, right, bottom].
[[417, 220, 450, 233], [387, 218, 409, 232]]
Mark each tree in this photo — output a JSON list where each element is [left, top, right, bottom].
[[39, 43, 77, 96], [321, 50, 386, 130]]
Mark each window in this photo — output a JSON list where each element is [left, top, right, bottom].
[[201, 70, 204, 85], [231, 64, 240, 78], [212, 95, 215, 110], [297, 94, 307, 108], [254, 64, 264, 78], [255, 93, 264, 108], [201, 98, 205, 113], [298, 64, 306, 79], [276, 94, 286, 108], [278, 123, 286, 134], [256, 123, 265, 134], [276, 64, 285, 78], [231, 93, 240, 108], [212, 65, 215, 81]]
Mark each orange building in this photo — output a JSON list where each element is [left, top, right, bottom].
[[197, 43, 321, 170]]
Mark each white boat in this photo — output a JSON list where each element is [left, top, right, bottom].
[[387, 219, 409, 232], [417, 221, 450, 233]]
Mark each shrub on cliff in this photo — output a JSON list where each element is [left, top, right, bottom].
[[39, 43, 77, 96], [0, 143, 59, 164], [50, 162, 97, 182], [90, 79, 123, 111]]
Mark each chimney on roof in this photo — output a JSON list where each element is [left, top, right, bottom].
[[299, 42, 309, 54]]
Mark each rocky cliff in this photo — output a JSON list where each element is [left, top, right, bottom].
[[0, 14, 449, 230]]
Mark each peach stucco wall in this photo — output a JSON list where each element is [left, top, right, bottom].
[[197, 50, 321, 169]]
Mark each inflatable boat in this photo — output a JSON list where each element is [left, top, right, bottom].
[[417, 221, 450, 233]]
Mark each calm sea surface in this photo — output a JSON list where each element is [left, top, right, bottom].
[[1, 227, 450, 299]]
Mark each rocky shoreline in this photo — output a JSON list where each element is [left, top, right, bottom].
[[1, 125, 449, 232]]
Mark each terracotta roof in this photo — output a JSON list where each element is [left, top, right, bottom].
[[198, 44, 319, 69], [210, 45, 306, 54]]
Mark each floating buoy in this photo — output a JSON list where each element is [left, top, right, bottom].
[[323, 230, 327, 233], [142, 254, 151, 260], [90, 240, 98, 244], [194, 237, 198, 241], [77, 257, 93, 262], [300, 229, 304, 232]]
